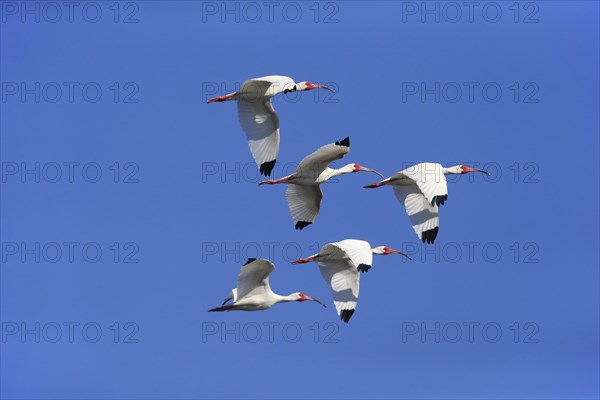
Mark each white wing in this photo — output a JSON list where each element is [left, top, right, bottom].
[[295, 137, 350, 180], [235, 258, 275, 300], [237, 97, 280, 176], [329, 239, 373, 273], [285, 184, 323, 230], [392, 180, 440, 244], [399, 163, 449, 206], [317, 244, 360, 323], [236, 77, 297, 176]]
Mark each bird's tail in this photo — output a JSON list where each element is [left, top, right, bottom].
[[208, 304, 236, 312]]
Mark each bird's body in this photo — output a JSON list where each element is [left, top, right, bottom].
[[209, 258, 326, 312], [207, 75, 335, 176], [292, 240, 410, 323], [221, 290, 303, 311], [364, 163, 489, 243], [239, 75, 295, 98], [259, 137, 383, 230]]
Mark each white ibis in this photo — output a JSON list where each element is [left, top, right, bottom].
[[259, 137, 384, 230], [292, 239, 411, 323], [209, 258, 326, 312], [207, 75, 335, 176], [363, 163, 489, 244]]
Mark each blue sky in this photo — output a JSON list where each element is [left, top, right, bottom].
[[1, 1, 598, 399]]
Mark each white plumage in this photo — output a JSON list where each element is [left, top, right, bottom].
[[259, 137, 383, 230], [292, 239, 410, 323], [207, 75, 335, 176], [209, 258, 326, 312], [364, 163, 489, 243]]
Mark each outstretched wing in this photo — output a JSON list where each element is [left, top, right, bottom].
[[329, 239, 373, 273], [317, 243, 360, 323], [392, 180, 440, 244], [237, 97, 280, 176], [319, 261, 359, 323], [285, 184, 323, 230], [236, 258, 275, 300], [295, 137, 350, 180], [399, 163, 448, 206]]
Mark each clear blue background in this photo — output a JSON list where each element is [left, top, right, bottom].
[[1, 1, 598, 399]]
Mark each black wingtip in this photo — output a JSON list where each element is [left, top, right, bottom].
[[334, 137, 350, 147], [243, 258, 257, 266], [260, 160, 276, 176], [421, 227, 439, 244], [357, 263, 372, 273], [340, 309, 355, 323], [431, 195, 448, 207], [295, 221, 312, 230]]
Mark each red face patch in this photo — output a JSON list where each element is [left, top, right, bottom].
[[460, 165, 470, 174], [305, 82, 314, 90], [353, 164, 362, 172], [298, 293, 307, 301]]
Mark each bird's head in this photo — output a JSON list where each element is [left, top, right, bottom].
[[294, 292, 327, 307], [372, 246, 412, 260], [446, 165, 490, 175], [294, 81, 336, 93], [348, 163, 385, 178]]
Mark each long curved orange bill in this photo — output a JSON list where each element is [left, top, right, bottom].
[[465, 166, 491, 176], [387, 248, 412, 260], [312, 84, 335, 93], [357, 166, 385, 179], [305, 295, 327, 308]]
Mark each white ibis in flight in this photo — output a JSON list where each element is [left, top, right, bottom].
[[207, 75, 335, 176], [292, 239, 411, 323], [259, 137, 384, 230], [363, 163, 489, 244], [209, 258, 327, 312]]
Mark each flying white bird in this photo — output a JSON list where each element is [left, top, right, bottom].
[[364, 163, 489, 244], [259, 137, 384, 230], [207, 75, 335, 176], [209, 258, 327, 312], [292, 239, 410, 323]]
